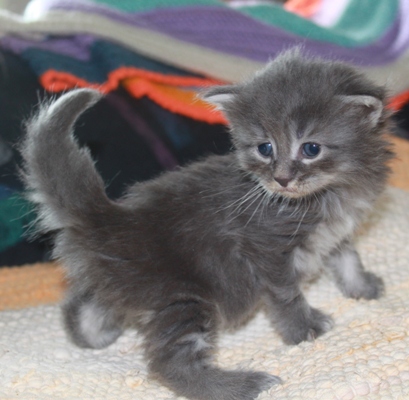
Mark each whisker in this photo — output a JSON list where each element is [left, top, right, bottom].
[[227, 186, 264, 216], [227, 186, 265, 222], [289, 198, 311, 244], [214, 185, 259, 215], [311, 191, 323, 210], [325, 188, 355, 202], [221, 185, 261, 212], [258, 190, 273, 225], [277, 196, 291, 215], [289, 198, 303, 218], [246, 187, 270, 227], [200, 182, 250, 199], [229, 186, 264, 222]]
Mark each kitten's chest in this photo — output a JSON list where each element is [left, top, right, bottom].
[[292, 208, 357, 278]]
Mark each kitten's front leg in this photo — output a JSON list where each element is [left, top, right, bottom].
[[267, 285, 333, 345], [328, 240, 384, 300]]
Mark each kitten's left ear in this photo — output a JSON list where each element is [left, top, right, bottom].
[[339, 95, 384, 128], [200, 85, 238, 111]]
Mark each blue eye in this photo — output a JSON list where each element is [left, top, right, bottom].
[[302, 143, 321, 158], [258, 142, 273, 157]]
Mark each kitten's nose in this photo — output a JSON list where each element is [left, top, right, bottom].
[[274, 177, 292, 188]]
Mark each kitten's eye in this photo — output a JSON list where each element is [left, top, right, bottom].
[[302, 142, 321, 158], [258, 142, 273, 157]]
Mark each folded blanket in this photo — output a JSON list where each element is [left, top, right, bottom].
[[1, 185, 409, 399], [1, 0, 409, 111]]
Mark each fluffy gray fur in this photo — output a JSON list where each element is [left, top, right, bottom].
[[19, 50, 393, 400]]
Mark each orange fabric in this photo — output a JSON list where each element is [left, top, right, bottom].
[[0, 263, 65, 311], [388, 90, 409, 112], [388, 135, 409, 192], [284, 0, 323, 18], [40, 67, 227, 124], [122, 77, 227, 125], [39, 67, 409, 124]]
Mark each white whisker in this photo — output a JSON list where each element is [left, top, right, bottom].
[[220, 184, 261, 212], [246, 187, 270, 227], [200, 182, 250, 199], [289, 198, 311, 244], [258, 190, 273, 225], [228, 187, 265, 222]]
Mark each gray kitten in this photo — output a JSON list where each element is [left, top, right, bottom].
[[20, 50, 393, 400]]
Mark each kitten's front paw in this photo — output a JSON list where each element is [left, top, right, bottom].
[[344, 271, 384, 300], [283, 307, 334, 345]]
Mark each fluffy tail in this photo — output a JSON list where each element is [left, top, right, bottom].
[[20, 89, 110, 233]]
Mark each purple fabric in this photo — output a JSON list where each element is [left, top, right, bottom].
[[135, 6, 408, 65], [1, 35, 94, 61], [387, 0, 409, 55], [37, 2, 409, 67]]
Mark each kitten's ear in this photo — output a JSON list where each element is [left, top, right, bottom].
[[200, 85, 238, 111], [338, 95, 384, 128]]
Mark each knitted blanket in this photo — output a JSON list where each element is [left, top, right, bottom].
[[1, 185, 409, 399], [1, 0, 409, 115]]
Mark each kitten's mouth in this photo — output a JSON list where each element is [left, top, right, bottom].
[[259, 179, 310, 199], [270, 183, 309, 199], [276, 187, 303, 198]]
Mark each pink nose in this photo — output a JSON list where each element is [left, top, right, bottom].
[[274, 177, 292, 188]]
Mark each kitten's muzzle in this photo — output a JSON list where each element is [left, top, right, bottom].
[[274, 183, 305, 199], [274, 177, 292, 188]]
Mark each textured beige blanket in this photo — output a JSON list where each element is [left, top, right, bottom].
[[1, 137, 409, 399]]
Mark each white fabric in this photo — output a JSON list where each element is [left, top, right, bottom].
[[1, 187, 409, 399]]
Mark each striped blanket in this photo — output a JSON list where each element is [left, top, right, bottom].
[[0, 0, 408, 122]]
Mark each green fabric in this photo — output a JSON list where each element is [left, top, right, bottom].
[[240, 0, 398, 47], [94, 0, 223, 13], [333, 0, 398, 43], [92, 0, 398, 47], [0, 195, 36, 252]]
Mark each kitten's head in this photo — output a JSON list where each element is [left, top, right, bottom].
[[202, 49, 392, 199]]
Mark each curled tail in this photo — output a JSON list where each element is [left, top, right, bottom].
[[20, 89, 110, 232]]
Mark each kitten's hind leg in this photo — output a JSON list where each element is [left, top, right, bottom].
[[328, 240, 384, 300], [142, 298, 281, 400], [63, 291, 124, 349]]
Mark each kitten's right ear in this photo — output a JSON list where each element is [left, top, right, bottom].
[[200, 85, 238, 111], [338, 95, 384, 128]]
